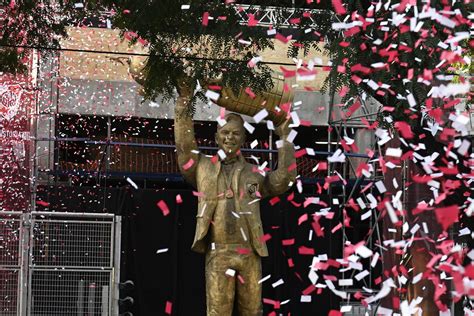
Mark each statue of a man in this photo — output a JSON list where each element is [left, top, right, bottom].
[[174, 84, 296, 316]]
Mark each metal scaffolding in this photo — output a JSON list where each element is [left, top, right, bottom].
[[326, 91, 391, 314]]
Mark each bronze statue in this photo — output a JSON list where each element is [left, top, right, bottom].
[[174, 82, 296, 316]]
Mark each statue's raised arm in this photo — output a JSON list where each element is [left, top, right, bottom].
[[262, 119, 297, 197], [174, 82, 200, 188]]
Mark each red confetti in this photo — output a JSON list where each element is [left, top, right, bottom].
[[157, 200, 170, 216], [298, 246, 315, 255], [260, 233, 272, 243], [434, 205, 459, 231], [302, 284, 317, 295], [331, 223, 342, 233], [288, 163, 297, 172], [165, 301, 172, 315], [192, 191, 205, 197], [275, 32, 291, 43], [36, 200, 50, 207], [298, 213, 308, 225], [282, 239, 295, 246], [236, 247, 251, 255], [394, 121, 414, 139], [311, 216, 324, 237], [294, 148, 307, 158], [269, 196, 280, 206], [202, 12, 209, 26], [182, 158, 195, 170], [247, 13, 257, 26], [245, 87, 256, 99]]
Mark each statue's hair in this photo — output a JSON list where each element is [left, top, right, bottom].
[[217, 113, 245, 132]]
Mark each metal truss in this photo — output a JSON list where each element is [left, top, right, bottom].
[[233, 5, 330, 28], [95, 5, 332, 29]]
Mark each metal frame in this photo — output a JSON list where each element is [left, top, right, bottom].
[[233, 4, 330, 28], [0, 211, 120, 316], [0, 212, 24, 316], [111, 216, 121, 316], [96, 5, 332, 29], [25, 211, 119, 316], [327, 92, 386, 311]]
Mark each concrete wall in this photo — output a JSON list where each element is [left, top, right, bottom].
[[57, 78, 335, 125], [56, 27, 335, 125]]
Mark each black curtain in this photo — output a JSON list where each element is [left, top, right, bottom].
[[37, 185, 341, 315]]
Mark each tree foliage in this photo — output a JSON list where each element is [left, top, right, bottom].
[[97, 0, 334, 104], [0, 1, 333, 106], [1, 0, 471, 116], [313, 0, 473, 122], [0, 1, 92, 73]]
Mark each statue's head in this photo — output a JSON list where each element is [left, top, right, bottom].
[[215, 113, 246, 160]]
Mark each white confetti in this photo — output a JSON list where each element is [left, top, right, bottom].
[[289, 111, 301, 127], [272, 279, 284, 288], [361, 211, 372, 221], [253, 109, 268, 123], [267, 29, 276, 35], [385, 201, 399, 224], [355, 270, 370, 281], [386, 147, 402, 157], [243, 121, 255, 134], [217, 149, 226, 160], [258, 274, 271, 284], [338, 279, 353, 286], [371, 252, 380, 267], [412, 273, 423, 284], [126, 177, 138, 189], [355, 245, 373, 258], [375, 181, 387, 193], [328, 149, 346, 163], [286, 129, 297, 143], [205, 90, 220, 101], [266, 120, 275, 130]]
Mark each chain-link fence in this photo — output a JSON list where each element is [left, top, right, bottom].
[[29, 270, 112, 315], [0, 212, 121, 316], [0, 212, 23, 316], [28, 212, 120, 316]]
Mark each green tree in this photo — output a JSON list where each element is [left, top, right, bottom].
[[316, 0, 472, 122], [1, 1, 332, 104], [0, 1, 91, 73]]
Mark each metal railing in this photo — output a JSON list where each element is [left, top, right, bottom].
[[36, 136, 371, 184]]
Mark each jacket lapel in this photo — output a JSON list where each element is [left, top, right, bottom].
[[232, 156, 246, 206]]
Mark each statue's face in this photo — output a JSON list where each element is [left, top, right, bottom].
[[215, 119, 245, 158]]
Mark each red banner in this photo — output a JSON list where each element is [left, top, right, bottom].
[[0, 59, 34, 212]]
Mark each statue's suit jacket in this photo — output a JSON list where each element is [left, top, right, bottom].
[[174, 101, 296, 257]]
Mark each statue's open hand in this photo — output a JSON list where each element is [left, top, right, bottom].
[[176, 78, 195, 99], [274, 118, 292, 138]]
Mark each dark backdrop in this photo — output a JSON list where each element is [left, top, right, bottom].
[[37, 184, 342, 315]]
